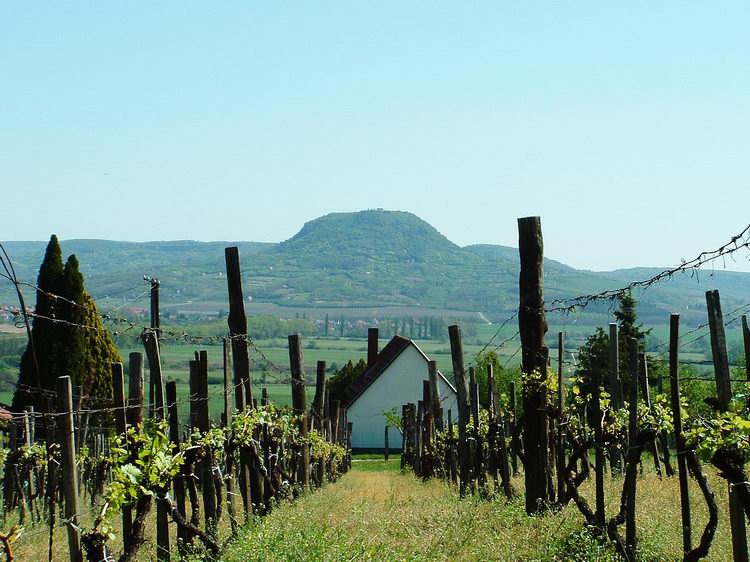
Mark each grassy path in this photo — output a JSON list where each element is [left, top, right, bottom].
[[221, 459, 733, 561]]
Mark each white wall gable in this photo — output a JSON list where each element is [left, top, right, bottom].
[[347, 343, 458, 449]]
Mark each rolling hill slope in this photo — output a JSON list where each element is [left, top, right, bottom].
[[1, 210, 747, 325]]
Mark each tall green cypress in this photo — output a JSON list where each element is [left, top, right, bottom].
[[12, 235, 64, 413], [12, 240, 121, 418]]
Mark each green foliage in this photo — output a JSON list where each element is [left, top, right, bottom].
[[381, 407, 402, 432], [326, 359, 367, 403], [13, 238, 121, 418], [473, 350, 520, 411], [685, 400, 750, 463]]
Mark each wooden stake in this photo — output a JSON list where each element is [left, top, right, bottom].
[[556, 332, 566, 504], [668, 314, 692, 555], [625, 339, 639, 557], [517, 216, 551, 514], [197, 351, 218, 536], [705, 290, 748, 561], [448, 325, 472, 496], [141, 330, 166, 419], [56, 376, 82, 562], [289, 335, 310, 489], [166, 381, 189, 552], [112, 363, 132, 547]]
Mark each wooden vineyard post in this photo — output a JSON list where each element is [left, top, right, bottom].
[[112, 363, 132, 547], [469, 368, 484, 494], [57, 376, 82, 562], [384, 426, 389, 461], [415, 401, 423, 477], [656, 370, 675, 477], [517, 216, 551, 514], [639, 354, 662, 477], [556, 332, 566, 505], [625, 339, 639, 557], [148, 276, 160, 416], [400, 405, 407, 469], [289, 335, 310, 489], [447, 409, 458, 484], [225, 246, 253, 516], [197, 351, 218, 538], [127, 353, 145, 428], [312, 361, 326, 432], [125, 352, 144, 553], [706, 290, 748, 561], [489, 363, 513, 499], [143, 331, 170, 559], [608, 323, 623, 475], [509, 380, 518, 476], [448, 324, 472, 496], [142, 330, 166, 419], [166, 381, 189, 552], [486, 364, 499, 490], [428, 361, 443, 432], [593, 352, 605, 528], [668, 314, 692, 555], [222, 339, 238, 531], [743, 315, 750, 409]]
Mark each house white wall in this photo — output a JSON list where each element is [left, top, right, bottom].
[[347, 344, 458, 450]]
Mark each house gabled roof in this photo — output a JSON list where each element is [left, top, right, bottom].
[[343, 335, 457, 408]]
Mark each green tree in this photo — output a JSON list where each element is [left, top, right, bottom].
[[574, 291, 650, 402], [474, 350, 520, 411], [326, 359, 367, 403], [12, 238, 121, 418]]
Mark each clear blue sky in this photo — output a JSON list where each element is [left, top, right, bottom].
[[2, 2, 749, 272]]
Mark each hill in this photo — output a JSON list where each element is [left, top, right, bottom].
[[1, 210, 747, 325]]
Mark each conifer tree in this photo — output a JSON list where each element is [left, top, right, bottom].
[[12, 237, 121, 416]]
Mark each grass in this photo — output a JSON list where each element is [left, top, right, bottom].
[[222, 457, 734, 562], [3, 454, 737, 561]]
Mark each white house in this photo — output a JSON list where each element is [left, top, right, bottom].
[[344, 335, 458, 451]]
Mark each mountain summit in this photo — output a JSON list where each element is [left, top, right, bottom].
[[273, 210, 471, 269]]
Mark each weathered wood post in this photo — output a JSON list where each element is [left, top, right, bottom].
[[656, 369, 675, 477], [222, 339, 238, 532], [384, 426, 390, 461], [639, 354, 662, 477], [289, 334, 310, 489], [668, 314, 692, 555], [147, 277, 160, 417], [400, 405, 408, 469], [593, 352, 605, 528], [469, 368, 484, 494], [415, 401, 424, 477], [625, 338, 639, 557], [509, 380, 518, 476], [166, 381, 189, 552], [608, 323, 624, 475], [448, 325, 472, 496], [517, 216, 551, 514], [112, 363, 132, 547], [556, 332, 566, 505], [743, 315, 750, 409], [127, 352, 145, 428], [142, 331, 170, 559], [57, 376, 82, 562], [428, 361, 443, 432], [225, 246, 253, 515], [197, 351, 218, 538], [313, 360, 327, 484], [706, 290, 748, 561], [141, 330, 166, 419]]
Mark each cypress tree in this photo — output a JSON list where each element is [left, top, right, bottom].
[[13, 235, 64, 413], [12, 240, 121, 419]]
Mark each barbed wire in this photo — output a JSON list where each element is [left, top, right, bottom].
[[543, 223, 750, 314]]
